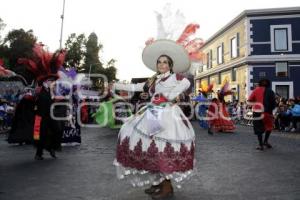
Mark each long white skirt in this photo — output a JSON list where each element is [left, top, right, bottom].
[[113, 103, 195, 188]]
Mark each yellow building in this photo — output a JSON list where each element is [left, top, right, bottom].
[[195, 7, 300, 102], [195, 12, 249, 102]]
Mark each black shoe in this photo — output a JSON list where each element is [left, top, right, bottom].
[[256, 146, 264, 151], [263, 143, 272, 149], [49, 150, 57, 159], [34, 155, 44, 160], [208, 129, 214, 135]]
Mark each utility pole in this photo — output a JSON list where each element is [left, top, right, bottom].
[[59, 0, 66, 49]]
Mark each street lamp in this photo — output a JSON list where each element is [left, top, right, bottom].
[[59, 0, 66, 49], [88, 62, 103, 79]]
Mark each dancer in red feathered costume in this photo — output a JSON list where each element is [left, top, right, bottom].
[[207, 79, 235, 134], [18, 43, 67, 160]]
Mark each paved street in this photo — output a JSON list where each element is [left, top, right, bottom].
[[1, 122, 300, 200]]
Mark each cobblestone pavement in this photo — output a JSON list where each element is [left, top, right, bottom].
[[0, 122, 300, 200]]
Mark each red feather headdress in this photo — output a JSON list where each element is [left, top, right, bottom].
[[18, 43, 66, 82], [199, 82, 214, 97], [218, 79, 233, 99]]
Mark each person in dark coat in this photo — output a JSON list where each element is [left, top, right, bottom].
[[34, 75, 64, 160], [7, 94, 35, 145]]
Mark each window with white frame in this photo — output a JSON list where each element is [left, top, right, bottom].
[[275, 62, 288, 77], [232, 68, 237, 81], [207, 50, 212, 69], [274, 28, 288, 51], [217, 45, 223, 64], [206, 52, 210, 68], [231, 37, 237, 58], [271, 25, 292, 52]]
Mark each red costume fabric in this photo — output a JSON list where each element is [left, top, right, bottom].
[[80, 101, 89, 123], [208, 99, 235, 133], [248, 86, 265, 112], [248, 86, 274, 132], [263, 113, 274, 131]]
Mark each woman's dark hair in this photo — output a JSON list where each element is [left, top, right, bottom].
[[258, 79, 271, 88], [156, 55, 174, 74]]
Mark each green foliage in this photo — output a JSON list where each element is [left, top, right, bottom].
[[4, 29, 37, 67], [105, 59, 117, 81], [2, 29, 37, 83], [64, 33, 86, 70], [83, 33, 117, 83], [83, 32, 103, 72], [0, 25, 117, 86], [65, 32, 117, 82], [0, 45, 9, 62]]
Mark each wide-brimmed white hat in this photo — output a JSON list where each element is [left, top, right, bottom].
[[142, 39, 190, 73]]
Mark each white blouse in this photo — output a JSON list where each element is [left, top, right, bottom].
[[113, 71, 190, 101]]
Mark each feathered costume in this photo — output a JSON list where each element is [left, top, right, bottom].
[[208, 79, 235, 133], [16, 43, 67, 158], [8, 44, 66, 146], [18, 43, 65, 81]]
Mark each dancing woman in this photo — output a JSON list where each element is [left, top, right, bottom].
[[113, 40, 195, 199]]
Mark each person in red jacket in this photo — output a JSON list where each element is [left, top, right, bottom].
[[80, 99, 89, 124], [248, 79, 276, 151]]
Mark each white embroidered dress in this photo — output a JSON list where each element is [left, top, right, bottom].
[[113, 71, 195, 188]]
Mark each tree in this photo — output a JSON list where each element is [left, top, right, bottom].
[[0, 18, 8, 65], [3, 29, 37, 82], [81, 32, 118, 92], [104, 59, 117, 82], [83, 32, 103, 73], [64, 33, 86, 70], [0, 17, 6, 43], [84, 33, 117, 81]]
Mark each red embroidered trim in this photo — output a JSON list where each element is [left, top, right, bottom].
[[116, 137, 194, 173]]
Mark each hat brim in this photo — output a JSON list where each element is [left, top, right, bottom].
[[142, 39, 190, 73]]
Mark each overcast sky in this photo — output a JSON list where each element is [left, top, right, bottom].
[[1, 0, 299, 81]]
